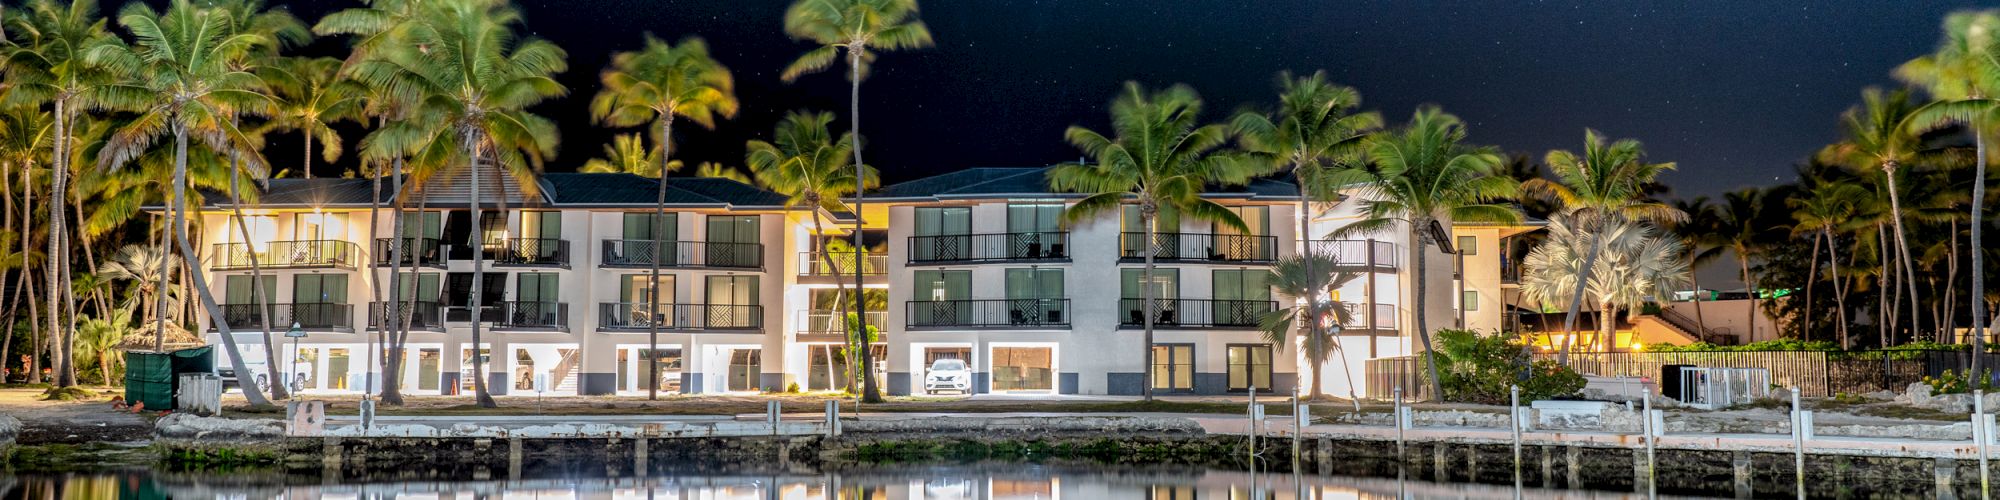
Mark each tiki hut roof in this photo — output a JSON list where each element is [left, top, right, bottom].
[[120, 322, 205, 352]]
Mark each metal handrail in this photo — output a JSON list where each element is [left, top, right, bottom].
[[375, 238, 447, 267], [601, 239, 764, 269], [908, 232, 1071, 263], [1120, 232, 1277, 263], [905, 299, 1071, 329], [598, 302, 763, 331], [495, 301, 568, 330], [494, 238, 570, 267], [217, 303, 353, 331], [212, 240, 360, 269], [1117, 298, 1276, 328], [797, 251, 887, 276]]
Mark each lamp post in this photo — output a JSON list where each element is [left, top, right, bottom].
[[285, 322, 305, 392]]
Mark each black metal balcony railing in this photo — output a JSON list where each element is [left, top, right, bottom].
[[493, 238, 570, 267], [908, 232, 1070, 263], [797, 251, 887, 276], [1118, 298, 1276, 328], [1337, 303, 1400, 331], [1308, 240, 1401, 269], [601, 240, 764, 269], [797, 310, 889, 336], [368, 301, 446, 332], [1501, 257, 1521, 284], [598, 303, 763, 331], [1119, 232, 1276, 263], [218, 303, 354, 331], [212, 240, 361, 270], [375, 238, 447, 268], [495, 301, 568, 330], [905, 299, 1072, 329]]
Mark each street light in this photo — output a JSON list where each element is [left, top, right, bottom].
[[285, 322, 306, 392]]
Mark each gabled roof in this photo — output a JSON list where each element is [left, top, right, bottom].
[[199, 178, 390, 209], [867, 166, 1300, 202]]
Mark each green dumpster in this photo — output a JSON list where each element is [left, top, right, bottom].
[[123, 346, 215, 410]]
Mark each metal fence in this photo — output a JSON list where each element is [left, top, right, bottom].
[[1363, 349, 2000, 401]]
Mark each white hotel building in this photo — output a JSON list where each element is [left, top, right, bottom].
[[179, 165, 1535, 398]]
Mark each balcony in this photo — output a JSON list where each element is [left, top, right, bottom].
[[375, 238, 448, 268], [212, 240, 360, 270], [1337, 303, 1399, 331], [601, 240, 764, 270], [368, 301, 446, 332], [1117, 298, 1276, 329], [1308, 240, 1401, 270], [597, 303, 763, 331], [1119, 232, 1275, 264], [796, 310, 889, 337], [797, 251, 887, 276], [905, 299, 1071, 329], [908, 232, 1070, 264], [494, 301, 568, 330], [216, 303, 353, 332], [493, 238, 570, 267]]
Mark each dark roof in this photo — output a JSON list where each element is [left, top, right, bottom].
[[182, 173, 788, 211], [869, 166, 1300, 202]]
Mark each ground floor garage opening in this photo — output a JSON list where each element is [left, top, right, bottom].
[[988, 344, 1056, 393]]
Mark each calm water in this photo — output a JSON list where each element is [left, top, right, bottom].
[[0, 462, 1967, 499]]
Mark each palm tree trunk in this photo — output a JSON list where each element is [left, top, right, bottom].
[[383, 149, 408, 405], [1557, 219, 1605, 365], [1689, 248, 1708, 340], [648, 116, 673, 399], [466, 133, 496, 408], [1878, 227, 1890, 348], [850, 48, 882, 403], [392, 187, 428, 403], [170, 123, 271, 407], [1, 159, 15, 380], [1971, 123, 1988, 370], [227, 148, 287, 400], [1947, 220, 1960, 343], [809, 199, 853, 393], [1413, 222, 1445, 401], [1805, 228, 1821, 340], [366, 166, 385, 397], [1297, 178, 1327, 400], [1883, 163, 1924, 340], [303, 129, 312, 180], [1141, 208, 1157, 401], [1826, 230, 1850, 349], [47, 98, 69, 387], [1740, 248, 1757, 342]]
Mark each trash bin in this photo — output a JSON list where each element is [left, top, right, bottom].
[[1660, 364, 1693, 401], [123, 346, 215, 410]]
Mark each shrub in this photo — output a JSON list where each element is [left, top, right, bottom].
[[1643, 339, 1839, 352], [1924, 368, 1996, 395], [1434, 329, 1585, 404]]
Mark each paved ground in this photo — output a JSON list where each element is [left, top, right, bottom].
[[0, 388, 153, 444]]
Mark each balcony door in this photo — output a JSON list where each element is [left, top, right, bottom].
[[619, 274, 675, 327], [519, 211, 561, 259], [445, 272, 506, 321], [704, 275, 758, 328], [706, 215, 759, 267], [1213, 269, 1272, 326], [391, 272, 442, 327], [222, 275, 276, 329], [1121, 268, 1180, 326], [1003, 268, 1063, 326], [1121, 205, 1181, 258], [292, 274, 348, 328], [623, 212, 678, 265], [913, 207, 970, 261], [1006, 203, 1063, 259], [912, 270, 970, 326], [1211, 206, 1270, 260], [516, 273, 561, 326], [1150, 344, 1194, 392]]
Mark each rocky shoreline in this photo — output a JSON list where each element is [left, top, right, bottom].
[[0, 416, 18, 460]]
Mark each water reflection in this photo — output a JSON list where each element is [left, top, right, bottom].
[[2, 465, 1672, 500]]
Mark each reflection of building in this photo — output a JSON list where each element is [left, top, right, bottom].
[[173, 165, 1527, 397]]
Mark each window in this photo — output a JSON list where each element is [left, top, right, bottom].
[[520, 211, 561, 239], [1121, 205, 1180, 233], [1006, 202, 1063, 233], [1228, 344, 1273, 391], [225, 215, 277, 250], [913, 207, 971, 236], [399, 211, 442, 239], [620, 274, 675, 305], [395, 272, 442, 303], [1213, 206, 1270, 260], [224, 275, 276, 305], [292, 274, 348, 303], [1212, 270, 1272, 301], [727, 349, 761, 391], [1151, 344, 1194, 392], [1457, 235, 1477, 256], [1213, 206, 1270, 236], [1463, 290, 1480, 312], [294, 212, 346, 240], [706, 215, 759, 266], [517, 273, 558, 303], [623, 212, 677, 240]]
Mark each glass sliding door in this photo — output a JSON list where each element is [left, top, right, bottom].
[[1150, 344, 1194, 392], [705, 215, 759, 267], [619, 274, 675, 327], [1213, 269, 1272, 326], [704, 275, 758, 328], [1227, 344, 1273, 392], [1212, 206, 1270, 260], [1120, 268, 1180, 326], [913, 207, 971, 261], [911, 270, 971, 326], [990, 347, 1053, 392], [292, 274, 348, 328], [1005, 202, 1064, 259], [622, 212, 677, 265], [1003, 268, 1064, 326], [515, 273, 562, 327]]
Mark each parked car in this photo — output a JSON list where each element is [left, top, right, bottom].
[[924, 358, 972, 394]]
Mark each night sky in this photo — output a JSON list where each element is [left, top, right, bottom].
[[281, 1, 1984, 197]]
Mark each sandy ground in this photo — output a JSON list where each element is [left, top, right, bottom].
[[0, 388, 153, 444]]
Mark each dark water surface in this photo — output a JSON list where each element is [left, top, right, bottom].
[[0, 461, 1969, 499]]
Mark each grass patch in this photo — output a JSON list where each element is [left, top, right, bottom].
[[0, 382, 51, 389], [1851, 404, 1965, 422], [39, 386, 97, 401]]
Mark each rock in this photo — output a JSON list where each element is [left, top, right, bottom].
[[154, 414, 286, 442], [1906, 382, 1935, 406], [1865, 390, 1898, 401], [1769, 387, 1793, 403]]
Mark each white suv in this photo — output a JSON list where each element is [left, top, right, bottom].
[[924, 358, 972, 394]]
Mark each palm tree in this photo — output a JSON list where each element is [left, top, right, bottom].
[[1049, 82, 1266, 401], [694, 162, 750, 184], [1522, 130, 1680, 364], [592, 33, 736, 400], [1791, 182, 1867, 347], [0, 105, 50, 385], [1899, 10, 2000, 364], [1667, 197, 1723, 340], [782, 0, 932, 403], [579, 133, 664, 176], [1326, 106, 1518, 401], [1818, 88, 1935, 343], [4, 0, 122, 388], [747, 111, 876, 394], [1257, 253, 1363, 401], [73, 305, 130, 385], [1231, 70, 1380, 400], [1521, 216, 1690, 350], [348, 0, 566, 407], [259, 56, 360, 179], [1714, 188, 1770, 343], [89, 0, 282, 407]]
